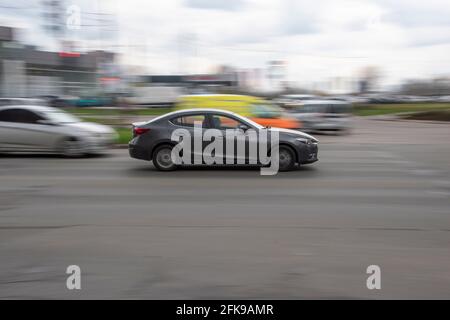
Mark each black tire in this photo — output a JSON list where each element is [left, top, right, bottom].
[[152, 145, 177, 171], [278, 145, 296, 172]]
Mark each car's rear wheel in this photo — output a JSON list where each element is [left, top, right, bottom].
[[152, 145, 177, 171], [278, 145, 296, 171]]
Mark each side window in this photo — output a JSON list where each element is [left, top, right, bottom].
[[21, 110, 44, 124], [0, 109, 19, 122], [0, 110, 6, 121], [303, 105, 323, 113], [0, 109, 43, 124], [303, 105, 313, 113], [171, 114, 207, 128], [211, 114, 244, 130]]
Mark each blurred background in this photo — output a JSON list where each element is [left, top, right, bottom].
[[1, 0, 450, 299], [0, 0, 450, 138]]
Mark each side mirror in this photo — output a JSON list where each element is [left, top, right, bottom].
[[238, 124, 249, 132]]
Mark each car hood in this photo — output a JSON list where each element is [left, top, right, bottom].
[[64, 122, 115, 134], [270, 127, 319, 142]]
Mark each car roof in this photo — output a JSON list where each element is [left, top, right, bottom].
[[145, 108, 245, 125], [0, 104, 60, 113], [282, 94, 316, 98], [0, 98, 46, 103], [180, 94, 249, 98], [0, 97, 41, 101], [165, 108, 241, 117], [298, 99, 348, 105], [179, 94, 261, 101]]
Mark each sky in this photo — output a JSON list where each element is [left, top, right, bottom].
[[1, 0, 450, 91]]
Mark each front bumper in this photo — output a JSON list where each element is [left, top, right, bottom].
[[82, 131, 118, 154], [304, 143, 318, 163], [85, 139, 115, 153], [296, 142, 318, 164]]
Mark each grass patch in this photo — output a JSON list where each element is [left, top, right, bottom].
[[62, 107, 167, 144], [77, 116, 124, 126], [353, 103, 450, 116], [115, 127, 133, 145], [67, 103, 450, 118], [402, 110, 450, 121]]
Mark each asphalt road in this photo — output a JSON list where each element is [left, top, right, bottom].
[[1, 117, 450, 299]]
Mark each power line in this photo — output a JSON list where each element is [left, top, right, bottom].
[[194, 40, 369, 60]]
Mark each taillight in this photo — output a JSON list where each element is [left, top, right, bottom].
[[133, 127, 150, 136]]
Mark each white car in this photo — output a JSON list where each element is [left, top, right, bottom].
[[287, 100, 352, 133], [0, 105, 117, 156]]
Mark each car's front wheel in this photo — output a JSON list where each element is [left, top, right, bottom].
[[59, 138, 86, 158], [152, 145, 177, 171], [278, 145, 296, 171]]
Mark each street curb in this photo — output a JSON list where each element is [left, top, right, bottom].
[[365, 113, 450, 124]]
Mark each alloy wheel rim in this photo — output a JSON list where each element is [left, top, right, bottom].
[[279, 149, 292, 168], [156, 148, 174, 169], [63, 141, 83, 156]]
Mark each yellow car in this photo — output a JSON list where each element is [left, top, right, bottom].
[[174, 94, 301, 129]]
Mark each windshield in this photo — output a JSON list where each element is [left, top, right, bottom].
[[45, 111, 80, 123], [238, 114, 264, 129], [327, 104, 351, 113]]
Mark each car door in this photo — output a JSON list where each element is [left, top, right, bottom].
[[0, 108, 56, 151], [294, 104, 321, 130], [210, 113, 259, 165], [0, 109, 17, 150], [170, 113, 210, 165]]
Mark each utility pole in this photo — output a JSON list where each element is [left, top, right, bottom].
[[41, 0, 66, 50]]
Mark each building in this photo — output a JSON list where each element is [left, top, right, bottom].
[[0, 26, 115, 98], [138, 73, 238, 89]]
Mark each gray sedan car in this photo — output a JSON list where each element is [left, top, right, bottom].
[[129, 109, 319, 171]]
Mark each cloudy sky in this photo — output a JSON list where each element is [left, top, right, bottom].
[[1, 0, 450, 89]]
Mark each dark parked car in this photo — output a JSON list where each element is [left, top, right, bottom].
[[129, 109, 319, 171]]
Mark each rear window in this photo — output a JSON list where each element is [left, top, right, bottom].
[[171, 114, 207, 128]]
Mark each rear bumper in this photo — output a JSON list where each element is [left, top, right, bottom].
[[129, 142, 150, 161]]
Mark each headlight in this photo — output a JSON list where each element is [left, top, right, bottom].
[[296, 137, 312, 145]]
